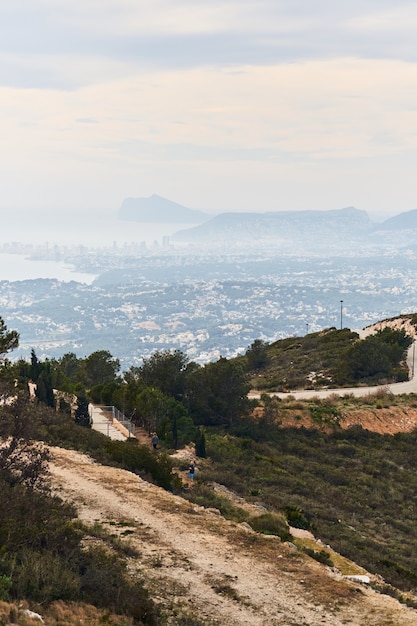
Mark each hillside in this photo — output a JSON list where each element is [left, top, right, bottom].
[[3, 314, 417, 624], [47, 445, 417, 626], [378, 208, 417, 230], [172, 206, 372, 244], [245, 316, 417, 392], [118, 194, 210, 223]]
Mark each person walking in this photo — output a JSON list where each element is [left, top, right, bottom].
[[189, 461, 195, 480], [151, 433, 159, 449]]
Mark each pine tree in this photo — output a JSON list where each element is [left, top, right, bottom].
[[74, 395, 92, 428], [195, 427, 206, 458]]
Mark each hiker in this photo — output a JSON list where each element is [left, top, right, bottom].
[[189, 461, 195, 480], [151, 433, 159, 449]]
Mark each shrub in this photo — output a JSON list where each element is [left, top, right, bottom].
[[248, 513, 292, 541], [285, 506, 313, 531], [302, 547, 334, 567], [0, 575, 12, 601], [9, 549, 80, 603], [182, 483, 249, 523], [79, 546, 158, 624], [195, 427, 206, 458], [105, 439, 177, 490]]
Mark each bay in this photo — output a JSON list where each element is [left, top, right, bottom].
[[0, 210, 197, 281], [0, 253, 96, 283], [0, 208, 193, 248]]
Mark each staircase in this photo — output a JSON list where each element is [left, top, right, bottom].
[[89, 404, 135, 440]]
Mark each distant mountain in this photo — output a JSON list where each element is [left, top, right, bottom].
[[378, 209, 417, 231], [118, 194, 210, 223], [172, 206, 372, 244]]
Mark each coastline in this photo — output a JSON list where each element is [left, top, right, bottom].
[[0, 252, 97, 283]]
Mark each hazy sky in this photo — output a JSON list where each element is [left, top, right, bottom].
[[1, 1, 417, 217]]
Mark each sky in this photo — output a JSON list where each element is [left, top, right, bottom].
[[1, 1, 417, 219]]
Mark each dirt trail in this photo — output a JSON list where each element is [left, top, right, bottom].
[[49, 447, 417, 625]]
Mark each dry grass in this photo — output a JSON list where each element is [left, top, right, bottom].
[[0, 600, 135, 626]]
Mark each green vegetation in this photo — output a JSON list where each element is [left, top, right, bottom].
[[196, 416, 417, 593], [14, 345, 251, 449], [0, 395, 157, 623], [335, 327, 412, 385], [247, 512, 291, 541], [2, 312, 417, 611], [244, 326, 413, 391]]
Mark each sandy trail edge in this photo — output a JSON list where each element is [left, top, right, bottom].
[[49, 447, 417, 626]]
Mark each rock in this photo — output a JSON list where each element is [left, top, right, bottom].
[[21, 609, 44, 623], [344, 575, 370, 584]]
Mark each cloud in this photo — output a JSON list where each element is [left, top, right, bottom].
[[1, 1, 417, 91], [1, 56, 417, 208], [1, 1, 416, 212]]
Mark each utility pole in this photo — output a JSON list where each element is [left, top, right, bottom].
[[340, 300, 343, 330]]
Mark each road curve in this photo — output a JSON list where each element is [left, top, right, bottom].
[[249, 340, 417, 401]]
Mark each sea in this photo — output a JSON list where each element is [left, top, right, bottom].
[[0, 208, 192, 283]]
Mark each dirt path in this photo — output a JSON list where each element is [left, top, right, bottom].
[[49, 447, 417, 625]]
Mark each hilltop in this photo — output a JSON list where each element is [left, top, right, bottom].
[[118, 194, 211, 223], [244, 314, 417, 393], [172, 206, 371, 247]]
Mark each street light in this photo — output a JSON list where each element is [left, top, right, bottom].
[[340, 300, 343, 330]]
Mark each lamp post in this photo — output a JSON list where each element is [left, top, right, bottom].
[[340, 300, 343, 330]]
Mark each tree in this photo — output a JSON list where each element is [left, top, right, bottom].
[[74, 395, 92, 428], [58, 352, 83, 386], [35, 370, 55, 408], [30, 349, 41, 382], [195, 427, 206, 458], [82, 350, 120, 388], [135, 387, 195, 447], [246, 339, 269, 370], [261, 394, 282, 426], [139, 349, 191, 400], [135, 387, 170, 434], [121, 366, 146, 415], [186, 357, 251, 427], [0, 317, 19, 359], [158, 398, 195, 449], [336, 328, 413, 384]]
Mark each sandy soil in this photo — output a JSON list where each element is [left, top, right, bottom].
[[49, 446, 417, 626], [278, 405, 417, 434]]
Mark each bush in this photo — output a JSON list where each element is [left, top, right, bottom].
[[285, 506, 312, 531], [182, 483, 249, 523], [79, 546, 158, 624], [105, 439, 177, 490], [248, 513, 292, 541], [302, 547, 334, 567], [195, 427, 206, 458], [9, 549, 80, 603], [0, 575, 12, 601]]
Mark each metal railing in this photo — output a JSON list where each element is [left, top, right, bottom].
[[90, 404, 136, 437]]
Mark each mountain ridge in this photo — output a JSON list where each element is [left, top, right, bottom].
[[118, 194, 211, 223], [172, 205, 372, 243], [117, 196, 417, 243]]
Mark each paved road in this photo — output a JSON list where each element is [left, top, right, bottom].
[[249, 340, 417, 401]]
